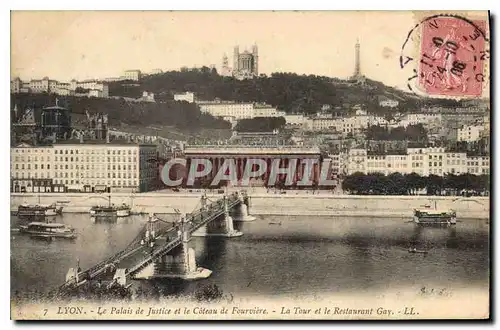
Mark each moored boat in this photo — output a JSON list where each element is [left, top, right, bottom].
[[90, 203, 131, 218], [19, 221, 77, 239], [408, 248, 428, 254], [17, 203, 59, 216], [413, 204, 456, 225]]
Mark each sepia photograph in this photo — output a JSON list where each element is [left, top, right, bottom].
[[9, 10, 490, 320]]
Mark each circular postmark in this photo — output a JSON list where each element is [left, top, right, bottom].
[[400, 13, 490, 98]]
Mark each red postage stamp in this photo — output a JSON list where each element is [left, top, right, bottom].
[[417, 16, 489, 97]]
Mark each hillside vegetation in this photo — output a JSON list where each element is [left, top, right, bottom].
[[10, 93, 230, 133], [111, 68, 463, 115]]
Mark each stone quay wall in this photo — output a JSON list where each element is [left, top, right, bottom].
[[10, 192, 489, 219]]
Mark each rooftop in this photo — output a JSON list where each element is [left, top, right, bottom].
[[53, 139, 156, 146]]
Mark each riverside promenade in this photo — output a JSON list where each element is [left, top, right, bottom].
[[10, 188, 489, 219]]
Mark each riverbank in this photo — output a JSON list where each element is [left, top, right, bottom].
[[10, 192, 489, 219]]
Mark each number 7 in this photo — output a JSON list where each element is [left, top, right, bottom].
[[43, 309, 48, 316]]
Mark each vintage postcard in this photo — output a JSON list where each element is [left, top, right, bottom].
[[10, 10, 490, 320]]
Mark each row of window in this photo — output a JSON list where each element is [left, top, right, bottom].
[[12, 172, 49, 179], [53, 149, 140, 155], [54, 172, 138, 179], [53, 179, 139, 186], [54, 156, 138, 163], [52, 164, 139, 171], [14, 164, 50, 170], [13, 156, 51, 162]]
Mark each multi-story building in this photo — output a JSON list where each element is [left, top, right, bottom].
[[444, 151, 468, 175], [347, 148, 367, 174], [307, 117, 339, 131], [467, 155, 490, 175], [123, 70, 141, 81], [328, 153, 342, 175], [198, 102, 284, 121], [426, 147, 446, 176], [11, 77, 22, 93], [284, 114, 307, 126], [345, 146, 490, 178], [457, 124, 484, 142], [11, 77, 108, 98], [253, 104, 286, 118], [174, 91, 196, 103], [399, 113, 442, 127], [365, 154, 387, 174], [10, 141, 158, 193], [10, 143, 54, 192], [199, 102, 254, 120]]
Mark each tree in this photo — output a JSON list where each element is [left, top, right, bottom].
[[405, 172, 423, 195], [425, 174, 444, 195], [386, 172, 406, 195]]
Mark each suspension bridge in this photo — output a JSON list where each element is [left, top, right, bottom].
[[48, 191, 254, 298]]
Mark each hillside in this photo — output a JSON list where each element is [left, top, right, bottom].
[[110, 68, 463, 115], [10, 93, 231, 134]]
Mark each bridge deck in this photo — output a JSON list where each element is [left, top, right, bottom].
[[52, 193, 242, 296]]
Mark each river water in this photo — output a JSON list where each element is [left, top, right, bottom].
[[11, 213, 489, 301]]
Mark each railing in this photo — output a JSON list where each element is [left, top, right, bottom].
[[54, 192, 243, 295], [126, 237, 182, 277]]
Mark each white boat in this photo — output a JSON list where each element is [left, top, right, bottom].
[[413, 203, 456, 225], [19, 221, 77, 239], [18, 203, 59, 216], [90, 204, 131, 218]]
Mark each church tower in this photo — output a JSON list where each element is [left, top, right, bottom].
[[233, 46, 240, 74], [221, 53, 231, 76], [252, 43, 259, 76]]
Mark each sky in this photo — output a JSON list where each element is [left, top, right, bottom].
[[9, 11, 488, 91]]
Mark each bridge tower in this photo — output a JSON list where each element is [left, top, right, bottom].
[[134, 214, 212, 280], [141, 214, 160, 245], [231, 191, 256, 222], [192, 193, 243, 237]]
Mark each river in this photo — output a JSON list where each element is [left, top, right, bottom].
[[10, 213, 489, 301]]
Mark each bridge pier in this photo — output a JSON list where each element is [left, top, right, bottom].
[[231, 193, 256, 222], [134, 218, 212, 280], [192, 195, 243, 237]]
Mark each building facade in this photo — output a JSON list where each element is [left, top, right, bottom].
[[11, 77, 109, 98], [198, 102, 284, 121], [181, 145, 324, 187], [10, 142, 158, 193], [221, 44, 259, 80], [174, 91, 196, 103], [123, 70, 141, 81], [457, 124, 484, 142], [345, 147, 488, 177]]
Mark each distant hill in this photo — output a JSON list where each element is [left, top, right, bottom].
[[110, 68, 464, 115]]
